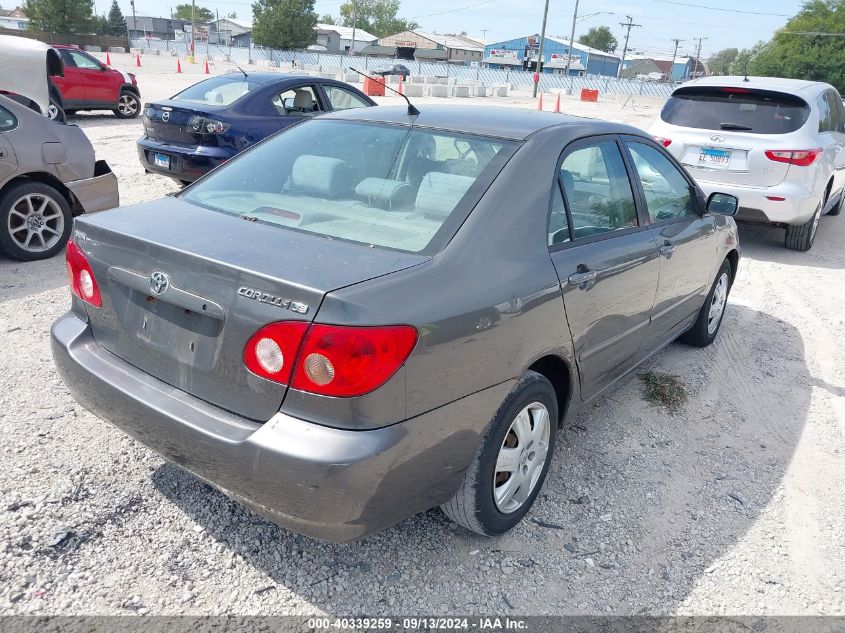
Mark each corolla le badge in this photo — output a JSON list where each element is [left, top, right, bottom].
[[237, 286, 309, 314], [710, 135, 726, 143], [149, 271, 171, 295], [161, 111, 170, 123]]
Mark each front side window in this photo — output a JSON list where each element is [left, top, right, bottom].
[[323, 85, 370, 111], [180, 120, 515, 254], [560, 140, 638, 239], [271, 86, 322, 116], [172, 75, 264, 106], [62, 50, 102, 70], [626, 142, 697, 222]]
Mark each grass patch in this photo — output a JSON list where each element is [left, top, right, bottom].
[[639, 371, 688, 412]]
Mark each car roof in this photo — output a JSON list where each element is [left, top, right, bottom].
[[200, 72, 347, 86], [677, 75, 832, 97], [320, 105, 643, 141]]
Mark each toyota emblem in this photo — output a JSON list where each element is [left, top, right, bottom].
[[162, 111, 170, 122], [149, 271, 170, 295]]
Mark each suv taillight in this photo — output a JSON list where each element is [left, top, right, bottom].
[[764, 149, 822, 167], [243, 322, 418, 397], [654, 136, 672, 147], [65, 239, 102, 307]]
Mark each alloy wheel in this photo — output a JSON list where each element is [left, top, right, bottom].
[[493, 401, 551, 514], [707, 272, 729, 335], [118, 94, 138, 116], [6, 193, 65, 254]]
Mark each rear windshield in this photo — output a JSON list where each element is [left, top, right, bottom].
[[661, 87, 810, 134], [180, 119, 516, 254], [171, 75, 264, 106]]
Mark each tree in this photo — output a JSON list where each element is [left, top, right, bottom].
[[577, 25, 617, 54], [745, 0, 845, 91], [173, 3, 214, 22], [226, 10, 237, 18], [338, 0, 418, 38], [107, 0, 126, 35], [707, 48, 738, 75], [252, 0, 317, 49], [728, 40, 768, 76], [24, 0, 96, 33], [319, 13, 335, 24]]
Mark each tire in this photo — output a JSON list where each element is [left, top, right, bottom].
[[46, 97, 66, 124], [441, 371, 558, 536], [785, 200, 822, 251], [0, 182, 72, 261], [826, 189, 842, 217], [680, 259, 732, 348], [114, 90, 141, 119]]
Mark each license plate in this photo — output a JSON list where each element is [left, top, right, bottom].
[[153, 153, 170, 169], [698, 148, 732, 168]]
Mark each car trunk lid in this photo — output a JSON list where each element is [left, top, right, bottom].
[[143, 100, 222, 145], [73, 197, 427, 421]]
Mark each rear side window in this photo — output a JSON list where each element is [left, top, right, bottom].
[[661, 87, 810, 134], [0, 104, 16, 131], [821, 90, 844, 133], [181, 119, 516, 254], [324, 85, 371, 111], [173, 75, 265, 106]]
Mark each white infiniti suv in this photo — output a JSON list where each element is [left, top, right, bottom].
[[650, 76, 845, 251]]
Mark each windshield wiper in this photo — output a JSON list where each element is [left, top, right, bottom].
[[719, 122, 753, 131]]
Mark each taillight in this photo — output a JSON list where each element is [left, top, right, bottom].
[[292, 324, 418, 397], [243, 321, 309, 384], [764, 149, 822, 167], [65, 239, 102, 307], [654, 136, 672, 148]]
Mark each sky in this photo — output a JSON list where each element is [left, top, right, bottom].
[[109, 0, 801, 60]]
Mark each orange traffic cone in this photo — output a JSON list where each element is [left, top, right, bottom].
[[105, 51, 111, 65], [204, 58, 210, 74], [135, 52, 141, 67], [176, 58, 182, 73], [554, 92, 561, 113], [538, 92, 543, 111]]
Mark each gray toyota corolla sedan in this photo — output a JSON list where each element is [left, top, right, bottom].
[[52, 105, 740, 542]]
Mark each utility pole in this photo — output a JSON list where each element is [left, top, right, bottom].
[[563, 0, 579, 77], [532, 0, 550, 98], [669, 38, 683, 82], [692, 36, 707, 78], [189, 0, 195, 62], [617, 15, 641, 78], [351, 0, 359, 56], [130, 0, 136, 41]]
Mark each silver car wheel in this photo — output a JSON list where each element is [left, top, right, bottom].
[[46, 103, 60, 120], [707, 272, 729, 335], [493, 401, 550, 514], [810, 205, 822, 241], [118, 94, 138, 116], [6, 193, 65, 253]]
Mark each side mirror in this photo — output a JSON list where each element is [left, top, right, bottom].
[[707, 192, 738, 216], [99, 65, 109, 71]]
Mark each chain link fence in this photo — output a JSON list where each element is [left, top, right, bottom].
[[131, 38, 674, 98]]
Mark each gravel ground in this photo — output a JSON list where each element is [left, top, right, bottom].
[[0, 54, 843, 616]]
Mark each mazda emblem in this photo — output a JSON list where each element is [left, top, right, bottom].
[[161, 111, 170, 122], [149, 271, 170, 295]]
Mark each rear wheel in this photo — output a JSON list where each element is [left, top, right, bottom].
[[46, 97, 66, 124], [441, 371, 558, 536], [827, 189, 842, 217], [785, 198, 823, 251], [0, 182, 72, 261], [114, 90, 141, 119], [680, 259, 732, 347]]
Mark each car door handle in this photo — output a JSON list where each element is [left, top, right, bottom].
[[568, 269, 598, 286], [659, 241, 676, 257]]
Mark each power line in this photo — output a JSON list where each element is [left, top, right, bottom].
[[644, 0, 790, 17], [617, 15, 641, 78], [410, 0, 496, 20], [779, 31, 845, 37]]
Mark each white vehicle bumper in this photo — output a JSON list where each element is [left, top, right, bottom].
[[695, 178, 819, 226]]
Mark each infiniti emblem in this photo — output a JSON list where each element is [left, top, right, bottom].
[[710, 135, 726, 142], [149, 271, 170, 295], [161, 111, 170, 122]]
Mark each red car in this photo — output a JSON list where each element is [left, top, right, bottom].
[[50, 45, 141, 120]]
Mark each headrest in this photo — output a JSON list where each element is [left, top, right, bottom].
[[290, 155, 351, 197], [414, 172, 475, 220], [355, 177, 412, 209], [293, 90, 313, 110]]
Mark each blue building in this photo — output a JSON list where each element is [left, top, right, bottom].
[[483, 34, 620, 77]]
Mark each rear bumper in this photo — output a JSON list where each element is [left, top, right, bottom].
[[137, 137, 235, 182], [65, 160, 119, 213], [51, 312, 509, 542], [695, 178, 819, 226]]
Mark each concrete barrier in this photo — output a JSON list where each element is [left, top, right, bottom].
[[84, 45, 102, 52], [493, 86, 508, 97], [403, 84, 424, 97], [342, 73, 360, 83], [429, 84, 449, 98], [454, 85, 471, 97], [142, 48, 160, 55], [436, 77, 449, 85], [474, 86, 488, 97], [410, 75, 426, 84], [108, 46, 126, 53]]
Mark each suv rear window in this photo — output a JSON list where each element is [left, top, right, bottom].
[[181, 119, 516, 254], [661, 87, 810, 134], [172, 75, 265, 106]]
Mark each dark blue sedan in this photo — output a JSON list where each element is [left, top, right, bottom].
[[138, 73, 376, 184]]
